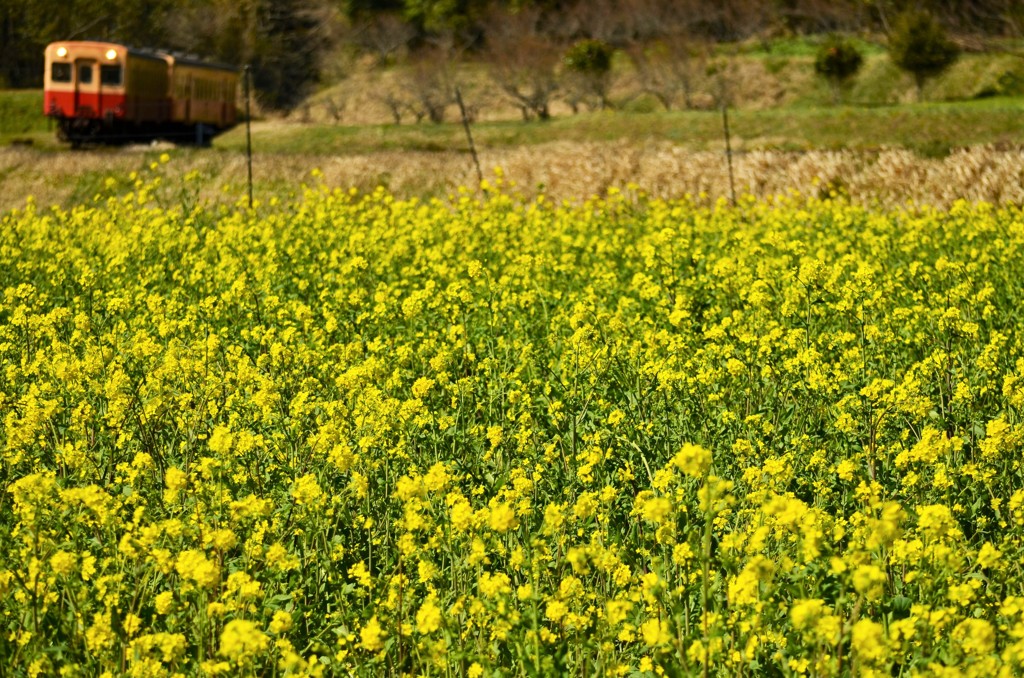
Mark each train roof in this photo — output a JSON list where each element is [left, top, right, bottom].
[[45, 41, 238, 73], [164, 52, 239, 74], [46, 40, 163, 63]]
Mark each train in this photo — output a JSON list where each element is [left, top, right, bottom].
[[44, 41, 239, 147]]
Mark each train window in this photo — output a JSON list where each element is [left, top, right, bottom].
[[100, 65, 122, 86], [51, 62, 72, 82], [79, 64, 93, 84]]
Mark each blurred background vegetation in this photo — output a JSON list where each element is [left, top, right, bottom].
[[2, 0, 1023, 113]]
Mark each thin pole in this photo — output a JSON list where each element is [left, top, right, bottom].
[[243, 65, 254, 210], [455, 87, 483, 186], [721, 103, 736, 207]]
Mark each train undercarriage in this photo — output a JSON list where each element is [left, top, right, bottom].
[[56, 117, 220, 148]]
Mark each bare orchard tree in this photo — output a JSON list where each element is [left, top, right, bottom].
[[997, 0, 1024, 38], [351, 12, 416, 67], [626, 25, 710, 110], [777, 0, 867, 33], [976, 0, 1024, 56], [627, 39, 689, 110], [626, 0, 716, 111], [558, 0, 630, 46], [322, 96, 345, 123], [403, 47, 456, 123], [617, 0, 671, 43], [483, 6, 561, 121], [373, 90, 414, 125]]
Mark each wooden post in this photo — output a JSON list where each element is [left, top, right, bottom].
[[455, 87, 483, 186], [243, 65, 254, 209], [721, 103, 736, 207]]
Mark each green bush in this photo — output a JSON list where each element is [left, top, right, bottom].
[[562, 39, 615, 111], [814, 36, 863, 104], [888, 10, 960, 101], [995, 69, 1024, 96], [563, 39, 614, 76]]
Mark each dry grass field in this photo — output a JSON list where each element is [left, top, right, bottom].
[[2, 142, 1022, 214]]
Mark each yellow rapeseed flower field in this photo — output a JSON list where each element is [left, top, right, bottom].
[[3, 163, 1024, 677]]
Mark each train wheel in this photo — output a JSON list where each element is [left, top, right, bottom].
[[57, 119, 72, 144], [194, 123, 212, 148], [64, 119, 99, 149]]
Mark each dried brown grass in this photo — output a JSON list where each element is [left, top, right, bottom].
[[3, 142, 1023, 214]]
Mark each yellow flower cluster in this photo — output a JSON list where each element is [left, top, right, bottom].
[[1, 167, 1024, 676]]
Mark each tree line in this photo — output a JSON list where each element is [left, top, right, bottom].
[[1, 0, 1021, 111]]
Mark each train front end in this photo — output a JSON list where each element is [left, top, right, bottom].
[[44, 42, 129, 145]]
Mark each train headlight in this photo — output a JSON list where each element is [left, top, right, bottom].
[[56, 46, 68, 58], [105, 49, 117, 60]]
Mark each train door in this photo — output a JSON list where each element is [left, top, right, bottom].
[[220, 80, 229, 127], [74, 59, 98, 117], [185, 74, 192, 123], [99, 61, 123, 118]]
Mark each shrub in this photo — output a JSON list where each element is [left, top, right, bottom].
[[562, 39, 615, 111], [888, 10, 960, 101], [814, 36, 863, 104], [564, 39, 614, 76]]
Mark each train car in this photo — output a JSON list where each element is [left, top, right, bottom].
[[44, 41, 239, 147], [168, 55, 239, 135]]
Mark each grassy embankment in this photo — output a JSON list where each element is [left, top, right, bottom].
[[209, 97, 1024, 158], [0, 90, 48, 142], [5, 96, 1024, 157]]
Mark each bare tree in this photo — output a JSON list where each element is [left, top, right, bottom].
[[617, 0, 672, 43], [998, 0, 1024, 38], [483, 6, 561, 121], [976, 0, 1024, 56], [782, 0, 867, 33], [374, 90, 412, 125], [620, 0, 709, 111], [352, 12, 415, 66], [559, 0, 630, 46], [866, 0, 896, 34], [323, 96, 345, 123], [727, 0, 779, 43], [628, 39, 698, 110], [404, 47, 456, 123]]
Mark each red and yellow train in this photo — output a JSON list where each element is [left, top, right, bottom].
[[44, 41, 239, 147]]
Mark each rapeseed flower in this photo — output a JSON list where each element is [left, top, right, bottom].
[[359, 616, 385, 652], [2, 176, 1023, 675], [416, 596, 442, 634], [219, 619, 269, 661]]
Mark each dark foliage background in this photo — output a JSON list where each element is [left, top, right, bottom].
[[1, 0, 1020, 110]]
